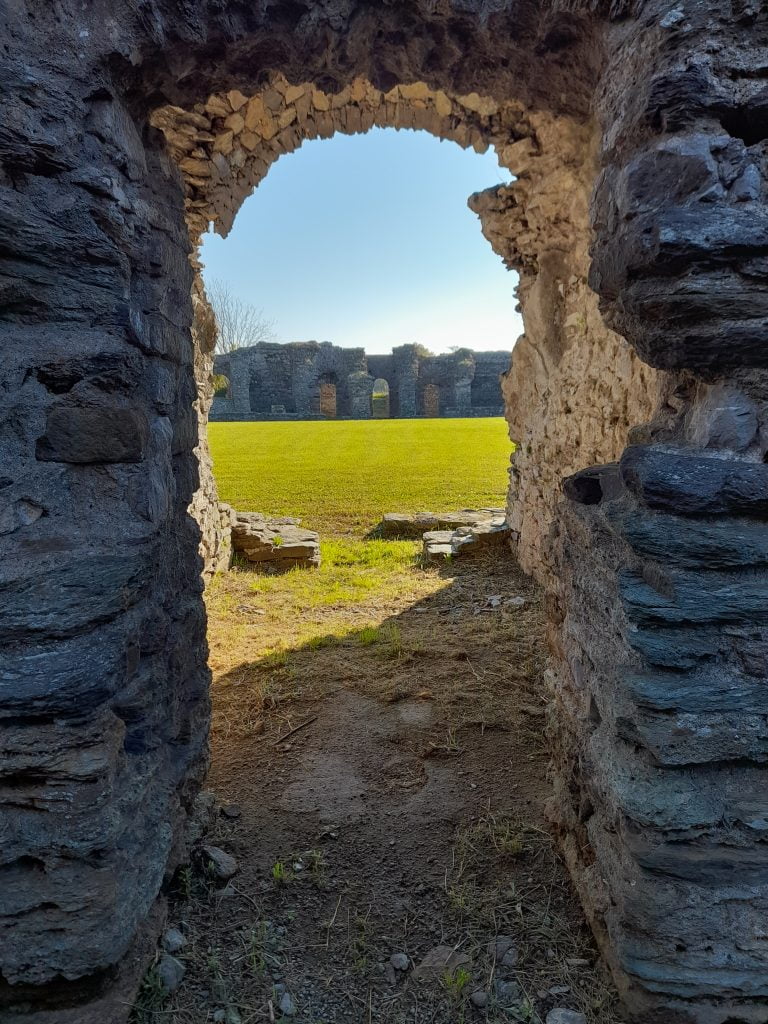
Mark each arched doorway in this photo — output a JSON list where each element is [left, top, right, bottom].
[[371, 377, 390, 418], [6, 5, 755, 1020], [316, 372, 337, 418], [213, 373, 230, 398]]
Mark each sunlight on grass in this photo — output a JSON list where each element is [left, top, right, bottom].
[[208, 417, 512, 535], [244, 539, 422, 609]]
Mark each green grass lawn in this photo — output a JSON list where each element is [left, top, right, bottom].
[[208, 417, 512, 535]]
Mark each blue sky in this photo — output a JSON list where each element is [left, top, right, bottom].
[[200, 127, 523, 355]]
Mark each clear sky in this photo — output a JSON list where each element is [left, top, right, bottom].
[[200, 127, 524, 355]]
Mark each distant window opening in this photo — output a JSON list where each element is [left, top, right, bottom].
[[213, 373, 231, 399], [372, 378, 390, 418], [422, 383, 440, 418]]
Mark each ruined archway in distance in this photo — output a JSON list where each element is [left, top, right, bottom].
[[371, 378, 391, 418], [3, 4, 767, 1023]]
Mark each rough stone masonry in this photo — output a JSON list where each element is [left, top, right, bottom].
[[1, 3, 767, 1023], [211, 342, 508, 420]]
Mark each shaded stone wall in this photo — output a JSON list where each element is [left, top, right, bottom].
[[2, 3, 767, 1023], [546, 7, 768, 1021], [211, 342, 508, 420]]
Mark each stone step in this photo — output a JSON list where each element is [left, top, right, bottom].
[[380, 507, 506, 538], [422, 519, 511, 562]]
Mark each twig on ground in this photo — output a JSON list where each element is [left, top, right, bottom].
[[273, 715, 318, 746]]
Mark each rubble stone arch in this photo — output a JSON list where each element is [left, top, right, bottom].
[[4, 4, 768, 1024]]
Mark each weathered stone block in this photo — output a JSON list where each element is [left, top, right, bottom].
[[232, 512, 320, 570], [36, 404, 149, 464], [621, 445, 768, 517]]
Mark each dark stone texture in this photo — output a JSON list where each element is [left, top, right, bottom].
[[620, 445, 768, 518], [607, 508, 768, 568], [562, 463, 623, 505], [36, 403, 150, 464]]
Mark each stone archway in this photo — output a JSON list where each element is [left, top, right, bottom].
[[3, 4, 767, 1023], [371, 378, 391, 418]]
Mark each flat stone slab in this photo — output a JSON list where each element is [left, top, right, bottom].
[[422, 517, 511, 563], [380, 508, 506, 538], [232, 512, 320, 571]]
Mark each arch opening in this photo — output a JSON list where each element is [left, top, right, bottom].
[[371, 378, 390, 418], [9, 4, 761, 1020]]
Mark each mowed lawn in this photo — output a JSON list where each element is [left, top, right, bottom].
[[208, 418, 512, 535]]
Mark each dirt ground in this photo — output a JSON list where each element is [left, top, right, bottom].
[[132, 548, 623, 1024]]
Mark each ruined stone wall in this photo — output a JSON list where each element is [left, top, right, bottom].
[[4, 2, 768, 1022], [211, 340, 507, 420], [545, 6, 768, 1021], [470, 117, 664, 579]]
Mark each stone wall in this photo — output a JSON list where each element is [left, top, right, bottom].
[[469, 118, 664, 579], [546, 7, 768, 1021], [211, 341, 508, 420]]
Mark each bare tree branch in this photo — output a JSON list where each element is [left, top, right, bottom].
[[207, 278, 277, 354]]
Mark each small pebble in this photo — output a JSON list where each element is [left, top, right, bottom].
[[220, 804, 242, 819], [546, 1011, 587, 1024], [156, 954, 185, 994], [279, 991, 297, 1016], [390, 952, 410, 971], [161, 927, 186, 954], [470, 990, 488, 1008], [494, 979, 522, 1003], [200, 845, 238, 881]]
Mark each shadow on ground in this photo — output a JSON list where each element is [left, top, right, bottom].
[[132, 551, 623, 1024]]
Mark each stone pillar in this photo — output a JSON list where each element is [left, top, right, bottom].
[[454, 377, 472, 413], [347, 371, 374, 418], [0, 69, 209, 1022], [292, 354, 316, 417], [392, 345, 419, 418], [452, 351, 474, 414], [470, 117, 662, 579], [547, 5, 768, 1020]]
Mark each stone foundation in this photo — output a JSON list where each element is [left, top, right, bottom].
[[232, 512, 321, 570]]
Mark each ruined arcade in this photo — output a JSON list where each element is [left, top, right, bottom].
[[2, 2, 768, 1023], [211, 342, 508, 419]]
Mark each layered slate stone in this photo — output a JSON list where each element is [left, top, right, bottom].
[[553, 442, 768, 1022], [231, 512, 320, 571], [422, 516, 511, 562], [380, 508, 506, 538]]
